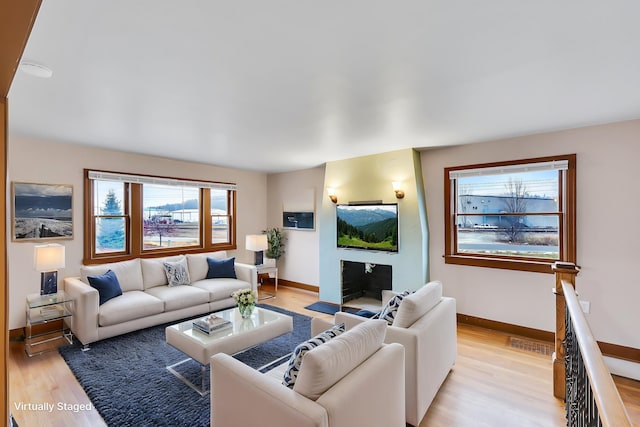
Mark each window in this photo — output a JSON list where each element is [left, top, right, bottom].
[[444, 154, 576, 273], [211, 189, 231, 244], [143, 184, 200, 250], [85, 170, 236, 263], [93, 180, 128, 255]]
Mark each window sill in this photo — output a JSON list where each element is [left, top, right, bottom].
[[84, 244, 237, 265], [444, 254, 556, 274]]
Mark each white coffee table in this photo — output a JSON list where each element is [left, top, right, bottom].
[[165, 306, 293, 395]]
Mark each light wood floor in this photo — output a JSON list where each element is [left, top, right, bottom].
[[9, 284, 640, 427]]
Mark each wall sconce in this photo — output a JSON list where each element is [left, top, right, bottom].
[[392, 182, 405, 199], [327, 188, 338, 204], [34, 243, 65, 295]]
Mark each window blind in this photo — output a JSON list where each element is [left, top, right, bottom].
[[87, 170, 237, 191], [448, 160, 569, 180]]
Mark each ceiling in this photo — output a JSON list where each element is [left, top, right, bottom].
[[8, 1, 640, 173]]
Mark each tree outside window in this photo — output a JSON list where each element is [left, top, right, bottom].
[[93, 181, 127, 255], [97, 189, 125, 251]]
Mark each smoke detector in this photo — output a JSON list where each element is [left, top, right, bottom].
[[19, 61, 53, 78]]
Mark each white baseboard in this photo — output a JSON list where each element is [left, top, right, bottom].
[[604, 356, 640, 381]]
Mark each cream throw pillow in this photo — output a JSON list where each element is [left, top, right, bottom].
[[140, 255, 185, 289], [186, 251, 227, 281], [392, 280, 443, 328], [293, 319, 387, 401], [282, 323, 346, 388], [81, 258, 144, 292]]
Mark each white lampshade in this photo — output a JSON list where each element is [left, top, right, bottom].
[[246, 234, 268, 251], [34, 243, 66, 272]]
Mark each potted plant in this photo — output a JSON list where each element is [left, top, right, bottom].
[[263, 227, 286, 261]]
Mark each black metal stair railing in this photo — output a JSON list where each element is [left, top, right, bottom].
[[562, 281, 631, 427], [564, 305, 599, 426]]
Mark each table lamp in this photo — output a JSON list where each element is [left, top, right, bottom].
[[34, 243, 66, 295], [246, 234, 268, 265]]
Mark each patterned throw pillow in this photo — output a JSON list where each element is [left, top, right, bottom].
[[163, 257, 191, 287], [282, 323, 346, 388], [378, 290, 412, 325]]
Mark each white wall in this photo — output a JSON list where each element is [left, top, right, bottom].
[[266, 167, 324, 286], [7, 136, 267, 329], [422, 119, 640, 351]]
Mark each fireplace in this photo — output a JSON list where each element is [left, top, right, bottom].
[[341, 260, 392, 304]]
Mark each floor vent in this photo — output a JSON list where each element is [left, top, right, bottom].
[[509, 337, 553, 356]]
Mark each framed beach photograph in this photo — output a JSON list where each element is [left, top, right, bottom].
[[12, 182, 73, 241]]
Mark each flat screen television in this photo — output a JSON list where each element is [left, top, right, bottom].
[[336, 203, 398, 252]]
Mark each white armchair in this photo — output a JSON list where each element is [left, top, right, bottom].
[[335, 281, 457, 426], [210, 319, 406, 427]]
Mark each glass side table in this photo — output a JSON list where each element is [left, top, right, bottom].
[[256, 265, 278, 300], [25, 291, 74, 357]]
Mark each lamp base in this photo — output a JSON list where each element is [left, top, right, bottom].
[[40, 271, 58, 295], [254, 251, 264, 266]]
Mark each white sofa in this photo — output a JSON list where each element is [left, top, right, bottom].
[[63, 251, 257, 348], [210, 319, 406, 427], [334, 281, 457, 426]]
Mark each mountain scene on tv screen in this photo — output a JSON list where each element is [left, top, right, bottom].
[[337, 207, 398, 251]]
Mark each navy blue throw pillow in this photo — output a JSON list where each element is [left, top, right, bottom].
[[88, 269, 123, 305], [206, 257, 237, 279]]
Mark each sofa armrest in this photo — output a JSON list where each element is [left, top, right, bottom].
[[387, 297, 457, 425], [334, 311, 368, 331], [62, 277, 100, 346], [234, 262, 258, 293], [211, 353, 328, 427]]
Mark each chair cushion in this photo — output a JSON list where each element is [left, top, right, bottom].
[[282, 323, 346, 388], [87, 269, 123, 305], [392, 280, 443, 328], [206, 257, 237, 279], [191, 278, 248, 301], [145, 284, 209, 311], [293, 319, 386, 400], [379, 290, 411, 325], [164, 256, 191, 287], [186, 251, 228, 281], [81, 258, 144, 292], [98, 291, 164, 326]]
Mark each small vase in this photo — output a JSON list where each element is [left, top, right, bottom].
[[238, 303, 255, 319]]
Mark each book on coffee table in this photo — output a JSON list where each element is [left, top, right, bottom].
[[192, 314, 231, 335]]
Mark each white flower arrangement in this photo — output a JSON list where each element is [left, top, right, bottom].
[[232, 288, 257, 306]]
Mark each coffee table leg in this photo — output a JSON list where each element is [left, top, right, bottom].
[[201, 364, 206, 394], [166, 358, 209, 396]]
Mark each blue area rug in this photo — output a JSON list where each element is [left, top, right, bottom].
[[59, 305, 311, 427]]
